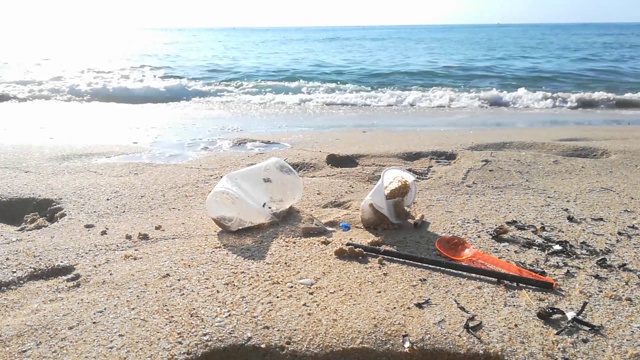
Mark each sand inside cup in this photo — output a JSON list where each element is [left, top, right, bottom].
[[384, 176, 411, 200]]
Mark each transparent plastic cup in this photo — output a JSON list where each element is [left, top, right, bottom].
[[206, 157, 303, 231], [360, 168, 417, 228]]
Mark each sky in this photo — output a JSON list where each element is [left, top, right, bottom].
[[2, 0, 640, 30]]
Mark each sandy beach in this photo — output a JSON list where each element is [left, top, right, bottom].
[[1, 125, 640, 360]]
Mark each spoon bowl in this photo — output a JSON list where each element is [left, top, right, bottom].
[[435, 235, 478, 260]]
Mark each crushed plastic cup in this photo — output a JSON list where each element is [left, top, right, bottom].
[[360, 168, 417, 228], [206, 157, 303, 231]]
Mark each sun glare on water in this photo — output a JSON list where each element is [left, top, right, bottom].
[[0, 28, 167, 80]]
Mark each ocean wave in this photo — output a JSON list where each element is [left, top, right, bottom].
[[2, 78, 640, 109]]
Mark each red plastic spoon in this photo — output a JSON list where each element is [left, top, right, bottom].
[[436, 235, 556, 289]]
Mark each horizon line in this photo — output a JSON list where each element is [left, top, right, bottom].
[[144, 21, 640, 30]]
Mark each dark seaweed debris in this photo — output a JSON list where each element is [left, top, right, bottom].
[[492, 220, 611, 258], [537, 301, 603, 335], [413, 298, 433, 309]]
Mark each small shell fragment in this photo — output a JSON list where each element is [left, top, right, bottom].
[[298, 279, 313, 286], [402, 334, 412, 348], [492, 224, 510, 237]]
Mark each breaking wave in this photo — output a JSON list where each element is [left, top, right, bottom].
[[2, 78, 640, 109]]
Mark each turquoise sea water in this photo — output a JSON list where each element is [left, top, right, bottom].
[[1, 23, 639, 160], [2, 23, 640, 108]]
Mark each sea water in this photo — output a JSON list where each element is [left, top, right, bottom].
[[1, 23, 639, 161]]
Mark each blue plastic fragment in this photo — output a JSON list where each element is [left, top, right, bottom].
[[339, 222, 351, 231]]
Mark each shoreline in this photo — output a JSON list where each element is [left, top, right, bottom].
[[1, 125, 640, 359], [2, 100, 640, 146]]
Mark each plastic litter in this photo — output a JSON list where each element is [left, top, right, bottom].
[[346, 241, 556, 290], [206, 157, 303, 231], [360, 168, 417, 228], [435, 235, 557, 289], [339, 222, 351, 231]]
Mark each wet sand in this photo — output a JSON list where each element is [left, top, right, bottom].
[[1, 126, 639, 360]]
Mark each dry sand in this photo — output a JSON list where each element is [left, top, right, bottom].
[[1, 126, 640, 360]]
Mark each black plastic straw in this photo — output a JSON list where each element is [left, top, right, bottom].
[[345, 242, 556, 290]]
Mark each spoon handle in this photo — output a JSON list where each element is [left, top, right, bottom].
[[465, 251, 556, 287]]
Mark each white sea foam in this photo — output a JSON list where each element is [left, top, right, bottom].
[[2, 77, 640, 109]]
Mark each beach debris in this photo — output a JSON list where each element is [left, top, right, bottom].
[[617, 230, 632, 238], [99, 229, 107, 236], [414, 298, 433, 309], [619, 224, 640, 238], [401, 334, 416, 352], [436, 236, 557, 289], [454, 299, 471, 314], [401, 334, 411, 348], [339, 222, 351, 232], [491, 224, 510, 238], [567, 215, 580, 224], [360, 168, 417, 229], [537, 301, 602, 335], [377, 257, 384, 265], [501, 220, 550, 234], [65, 273, 81, 282], [580, 241, 612, 257], [505, 220, 531, 231], [137, 232, 150, 240], [413, 214, 425, 228], [325, 153, 359, 168], [301, 216, 336, 237], [84, 223, 95, 229], [464, 315, 484, 342], [492, 226, 584, 258], [454, 299, 483, 342], [311, 216, 336, 232], [596, 257, 614, 269], [347, 241, 557, 290], [154, 224, 163, 231], [125, 233, 133, 240], [334, 246, 366, 258], [206, 157, 303, 232], [533, 225, 547, 234], [298, 278, 314, 287]]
